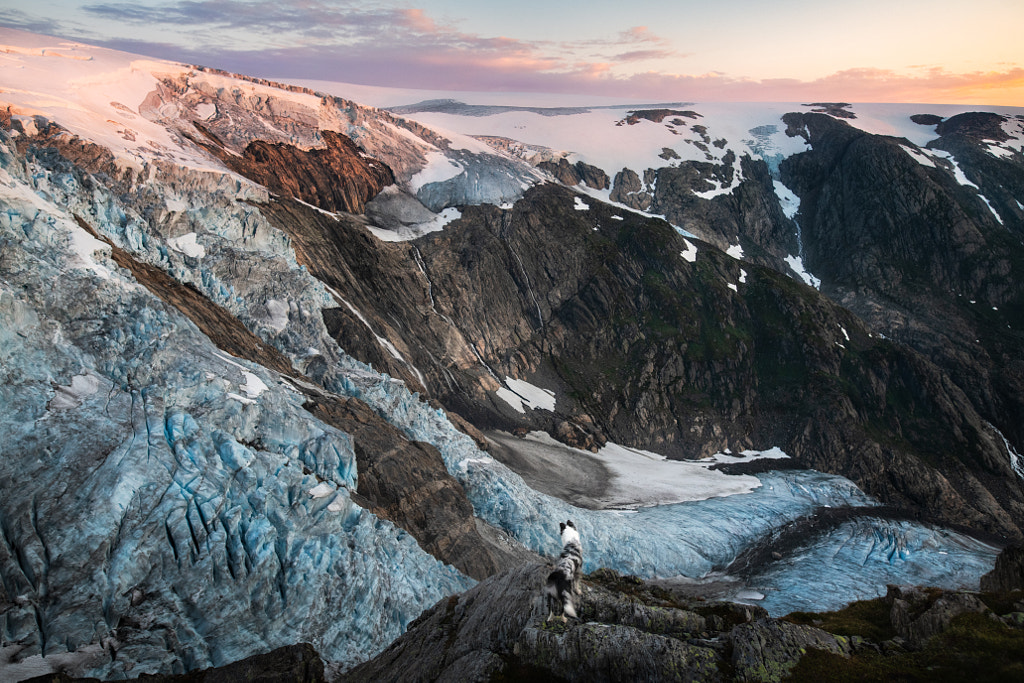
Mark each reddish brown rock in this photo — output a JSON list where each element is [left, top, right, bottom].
[[196, 125, 394, 214]]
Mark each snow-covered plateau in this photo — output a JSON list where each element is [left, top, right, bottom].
[[1, 26, 1019, 681]]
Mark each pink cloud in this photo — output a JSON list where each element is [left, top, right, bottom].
[[612, 49, 678, 63], [25, 1, 1023, 105]]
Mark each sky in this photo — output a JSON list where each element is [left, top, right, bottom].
[[2, 0, 1023, 105]]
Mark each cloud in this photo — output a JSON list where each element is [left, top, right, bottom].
[[612, 49, 678, 63], [0, 8, 73, 35], [6, 2, 1022, 105]]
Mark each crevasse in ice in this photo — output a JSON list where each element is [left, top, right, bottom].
[[0, 123, 1001, 683], [0, 136, 472, 679]]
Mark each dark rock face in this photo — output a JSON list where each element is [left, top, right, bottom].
[[607, 152, 798, 271], [537, 158, 610, 190], [885, 585, 991, 649], [23, 644, 327, 683], [266, 177, 1022, 539], [980, 544, 1024, 592], [193, 127, 394, 214], [652, 154, 799, 266], [731, 620, 853, 682], [778, 111, 1024, 533]]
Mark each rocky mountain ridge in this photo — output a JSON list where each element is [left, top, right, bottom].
[[2, 27, 1023, 681]]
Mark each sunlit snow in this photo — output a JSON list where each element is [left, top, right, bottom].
[[409, 150, 465, 192], [495, 376, 556, 413], [167, 232, 205, 258]]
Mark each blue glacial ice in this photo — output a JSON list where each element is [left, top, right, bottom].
[[746, 517, 1000, 616], [330, 365, 1001, 609], [0, 127, 1003, 681], [0, 140, 472, 679]]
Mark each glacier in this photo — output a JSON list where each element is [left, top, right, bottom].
[[748, 517, 1001, 616], [0, 132, 473, 678], [339, 371, 999, 598], [0, 86, 1006, 681]]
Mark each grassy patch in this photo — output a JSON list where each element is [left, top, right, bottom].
[[788, 612, 1024, 683], [785, 597, 895, 642], [980, 589, 1024, 616]]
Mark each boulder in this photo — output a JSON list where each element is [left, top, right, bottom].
[[886, 585, 991, 649], [980, 544, 1024, 592], [730, 619, 852, 682]]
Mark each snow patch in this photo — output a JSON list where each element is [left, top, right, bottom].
[[195, 102, 216, 120], [574, 196, 589, 211], [589, 441, 791, 509], [772, 180, 800, 220], [929, 149, 979, 188], [241, 372, 268, 399], [496, 377, 556, 413], [680, 238, 698, 263], [979, 194, 1004, 224], [900, 144, 936, 168], [49, 373, 104, 409], [726, 244, 744, 260], [734, 589, 765, 602], [167, 232, 205, 258], [367, 207, 463, 242], [409, 151, 464, 192], [67, 224, 113, 279], [785, 254, 821, 289], [989, 423, 1024, 480], [308, 482, 334, 498]]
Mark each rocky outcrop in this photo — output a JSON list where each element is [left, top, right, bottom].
[[802, 103, 856, 118], [22, 644, 327, 683], [537, 157, 610, 189], [515, 623, 722, 682], [885, 585, 991, 649], [192, 127, 394, 214], [608, 154, 798, 270], [341, 563, 740, 682], [980, 544, 1024, 592], [731, 620, 852, 682], [304, 393, 530, 580], [344, 564, 994, 683], [610, 167, 653, 210], [620, 109, 701, 125]]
